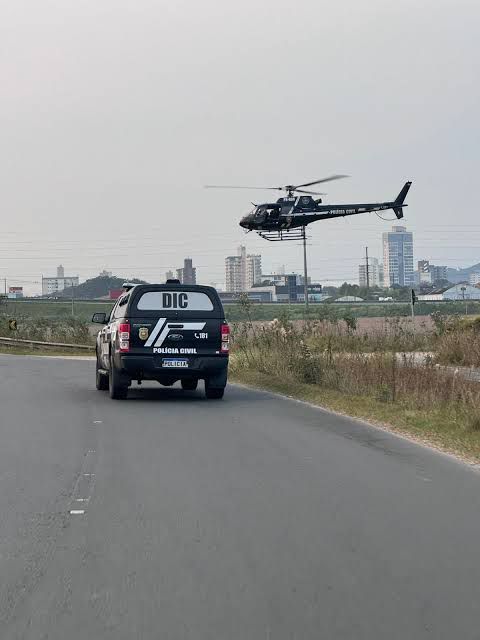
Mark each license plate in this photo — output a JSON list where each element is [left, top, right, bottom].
[[162, 359, 189, 368]]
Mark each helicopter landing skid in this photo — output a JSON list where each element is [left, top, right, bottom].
[[256, 228, 306, 242]]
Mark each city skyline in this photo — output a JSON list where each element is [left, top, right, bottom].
[[4, 215, 480, 296], [5, 228, 480, 297]]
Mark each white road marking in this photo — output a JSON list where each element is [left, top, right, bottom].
[[68, 446, 98, 515], [93, 420, 102, 424]]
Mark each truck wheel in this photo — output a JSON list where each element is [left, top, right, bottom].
[[96, 356, 109, 391], [181, 379, 198, 391], [109, 356, 128, 400], [205, 380, 225, 399]]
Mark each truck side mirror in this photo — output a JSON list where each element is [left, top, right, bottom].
[[92, 312, 107, 324]]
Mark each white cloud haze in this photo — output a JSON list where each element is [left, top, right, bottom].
[[1, 0, 479, 292]]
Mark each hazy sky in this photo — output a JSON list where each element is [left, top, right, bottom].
[[1, 0, 479, 293]]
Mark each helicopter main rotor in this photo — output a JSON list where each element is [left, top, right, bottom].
[[204, 174, 349, 198]]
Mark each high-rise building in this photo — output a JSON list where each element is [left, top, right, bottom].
[[238, 245, 247, 290], [417, 260, 432, 285], [358, 257, 382, 288], [225, 246, 262, 293], [430, 265, 448, 284], [415, 261, 448, 286], [418, 260, 429, 272], [246, 254, 262, 288], [165, 270, 174, 281], [42, 267, 79, 296], [382, 226, 414, 287], [358, 264, 366, 287], [225, 247, 245, 293], [378, 264, 384, 287], [176, 258, 197, 285]]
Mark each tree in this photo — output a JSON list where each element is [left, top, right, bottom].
[[338, 282, 360, 297], [433, 278, 451, 289], [58, 275, 148, 300]]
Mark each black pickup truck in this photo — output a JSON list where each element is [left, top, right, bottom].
[[92, 282, 229, 400]]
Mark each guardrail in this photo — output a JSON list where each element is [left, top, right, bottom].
[[0, 336, 95, 352]]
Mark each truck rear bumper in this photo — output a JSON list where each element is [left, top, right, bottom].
[[119, 354, 228, 382]]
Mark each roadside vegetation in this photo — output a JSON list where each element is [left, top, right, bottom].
[[1, 297, 480, 324], [0, 299, 112, 323], [0, 314, 95, 345], [226, 299, 480, 322], [432, 313, 480, 368], [230, 300, 480, 460]]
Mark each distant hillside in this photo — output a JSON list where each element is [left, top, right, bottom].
[[447, 262, 480, 284], [59, 275, 149, 299]]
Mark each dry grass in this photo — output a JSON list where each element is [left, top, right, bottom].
[[0, 314, 95, 345], [231, 318, 480, 459], [435, 331, 480, 367], [232, 316, 433, 354]]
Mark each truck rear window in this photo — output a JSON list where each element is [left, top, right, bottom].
[[136, 290, 214, 312]]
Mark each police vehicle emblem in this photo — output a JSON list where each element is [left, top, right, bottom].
[[139, 327, 149, 340]]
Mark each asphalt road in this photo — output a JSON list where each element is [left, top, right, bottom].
[[1, 355, 480, 639]]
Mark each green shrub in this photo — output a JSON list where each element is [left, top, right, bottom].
[[0, 313, 95, 345]]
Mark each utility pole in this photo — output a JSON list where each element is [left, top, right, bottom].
[[365, 246, 370, 292], [71, 280, 75, 317], [461, 286, 467, 315], [411, 288, 416, 336], [302, 226, 309, 311]]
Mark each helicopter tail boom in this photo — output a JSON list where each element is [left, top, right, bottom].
[[392, 181, 412, 219]]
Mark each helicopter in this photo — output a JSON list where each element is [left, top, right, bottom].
[[205, 176, 412, 240]]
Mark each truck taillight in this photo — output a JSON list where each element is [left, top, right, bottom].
[[119, 323, 130, 352], [221, 323, 230, 353]]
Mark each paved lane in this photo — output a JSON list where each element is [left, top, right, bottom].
[[1, 354, 480, 639]]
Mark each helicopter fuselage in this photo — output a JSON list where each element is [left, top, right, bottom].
[[239, 186, 410, 231]]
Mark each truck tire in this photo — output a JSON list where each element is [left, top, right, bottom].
[[96, 356, 109, 391], [109, 356, 128, 400], [181, 379, 198, 391], [205, 379, 225, 399]]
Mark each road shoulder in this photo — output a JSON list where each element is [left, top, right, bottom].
[[230, 369, 480, 466]]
